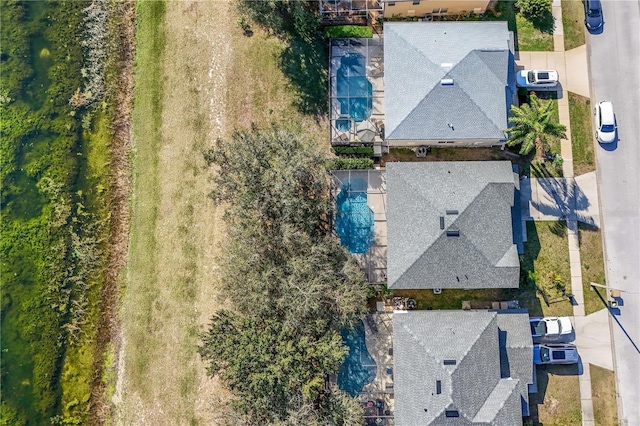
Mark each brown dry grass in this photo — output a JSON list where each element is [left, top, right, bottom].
[[590, 364, 618, 426], [530, 364, 582, 425], [114, 1, 233, 424], [578, 223, 607, 315], [224, 23, 326, 141]]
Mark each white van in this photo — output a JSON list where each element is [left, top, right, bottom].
[[595, 101, 616, 143]]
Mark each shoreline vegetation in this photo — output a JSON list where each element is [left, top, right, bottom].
[[1, 0, 135, 424]]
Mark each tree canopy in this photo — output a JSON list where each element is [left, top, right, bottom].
[[201, 126, 368, 424], [505, 94, 567, 159]]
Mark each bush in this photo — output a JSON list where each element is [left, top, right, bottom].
[[516, 0, 551, 19], [324, 25, 373, 39], [326, 157, 374, 170], [331, 146, 374, 157]]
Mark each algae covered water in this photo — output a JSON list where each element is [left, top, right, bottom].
[[1, 1, 105, 423]]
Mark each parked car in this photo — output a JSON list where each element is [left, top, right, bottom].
[[516, 70, 559, 89], [584, 0, 604, 32], [594, 100, 616, 143], [529, 317, 573, 341], [534, 343, 579, 365]]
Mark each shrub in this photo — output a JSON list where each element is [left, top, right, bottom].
[[515, 0, 552, 19], [326, 157, 374, 170], [324, 25, 373, 39], [331, 146, 374, 157]]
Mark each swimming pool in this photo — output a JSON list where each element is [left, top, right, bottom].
[[338, 320, 377, 397], [336, 53, 373, 122], [335, 178, 374, 254]]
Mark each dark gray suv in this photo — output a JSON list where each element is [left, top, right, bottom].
[[584, 0, 604, 32]]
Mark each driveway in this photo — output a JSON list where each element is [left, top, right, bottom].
[[520, 173, 600, 227]]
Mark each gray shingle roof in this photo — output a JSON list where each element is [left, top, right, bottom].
[[386, 161, 519, 289], [393, 311, 533, 426], [384, 22, 515, 141]]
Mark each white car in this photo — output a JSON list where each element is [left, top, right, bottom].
[[534, 344, 579, 365], [529, 317, 573, 342], [594, 101, 616, 143], [516, 70, 559, 89]]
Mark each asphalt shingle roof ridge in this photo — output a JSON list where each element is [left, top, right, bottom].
[[451, 313, 502, 418], [453, 182, 516, 265], [454, 50, 508, 132], [473, 378, 520, 423], [384, 25, 447, 139], [386, 163, 442, 285]]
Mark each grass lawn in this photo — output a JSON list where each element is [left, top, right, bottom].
[[569, 92, 595, 175], [516, 13, 555, 51], [392, 289, 505, 310], [578, 223, 607, 315], [520, 221, 573, 317], [381, 147, 516, 165], [462, 1, 553, 51], [591, 364, 619, 426], [226, 25, 327, 144], [120, 1, 233, 423], [530, 364, 582, 425], [562, 0, 586, 50]]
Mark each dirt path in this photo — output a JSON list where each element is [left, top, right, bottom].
[[113, 1, 232, 424]]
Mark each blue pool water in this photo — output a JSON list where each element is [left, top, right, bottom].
[[338, 320, 377, 397], [337, 53, 373, 122], [335, 178, 374, 254]]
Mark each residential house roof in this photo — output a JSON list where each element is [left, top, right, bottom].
[[386, 161, 519, 289], [384, 22, 515, 141], [393, 310, 534, 425]]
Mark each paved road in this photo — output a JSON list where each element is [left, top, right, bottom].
[[586, 1, 640, 424]]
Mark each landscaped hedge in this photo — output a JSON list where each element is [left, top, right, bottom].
[[324, 25, 373, 39], [331, 146, 374, 157], [326, 157, 375, 170]]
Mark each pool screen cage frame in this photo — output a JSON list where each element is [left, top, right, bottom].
[[330, 170, 387, 284], [329, 37, 384, 146]]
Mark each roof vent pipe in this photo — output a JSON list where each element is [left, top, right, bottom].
[[441, 78, 454, 85]]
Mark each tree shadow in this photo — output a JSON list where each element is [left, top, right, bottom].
[[236, 0, 328, 116], [281, 37, 329, 117], [549, 220, 567, 237], [512, 221, 545, 316], [529, 10, 555, 33]]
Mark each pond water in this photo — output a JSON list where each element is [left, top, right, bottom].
[[1, 1, 61, 423]]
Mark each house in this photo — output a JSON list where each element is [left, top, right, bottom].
[[384, 22, 515, 147], [383, 0, 491, 19], [386, 161, 520, 290], [393, 310, 535, 425], [319, 0, 491, 21]]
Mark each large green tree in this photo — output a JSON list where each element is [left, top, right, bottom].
[[505, 93, 567, 160], [201, 126, 368, 424], [198, 311, 363, 425]]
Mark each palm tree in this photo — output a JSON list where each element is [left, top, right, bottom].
[[504, 93, 567, 160]]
